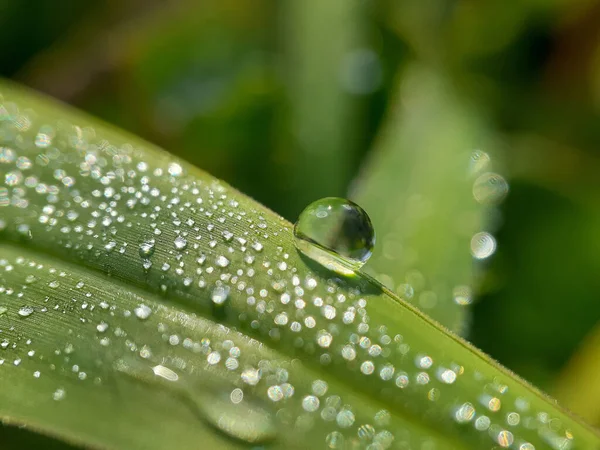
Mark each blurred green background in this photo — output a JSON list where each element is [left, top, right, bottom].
[[3, 0, 600, 427]]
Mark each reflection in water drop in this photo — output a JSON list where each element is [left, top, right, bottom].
[[294, 197, 375, 276]]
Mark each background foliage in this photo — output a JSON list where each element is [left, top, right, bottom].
[[2, 0, 600, 436]]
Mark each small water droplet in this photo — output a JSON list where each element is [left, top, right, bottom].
[[18, 306, 34, 318], [471, 232, 496, 259], [139, 240, 155, 258], [53, 388, 66, 401], [134, 304, 152, 320], [174, 236, 188, 250], [325, 431, 344, 448], [473, 172, 509, 205], [211, 286, 230, 306], [294, 197, 375, 275], [216, 255, 230, 268]]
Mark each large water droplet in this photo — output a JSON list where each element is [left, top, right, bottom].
[[294, 197, 375, 275]]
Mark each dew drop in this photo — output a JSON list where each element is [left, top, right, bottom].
[[454, 402, 476, 423], [174, 236, 188, 250], [471, 232, 496, 259], [152, 364, 179, 382], [293, 197, 375, 275], [335, 407, 355, 428], [216, 255, 230, 268], [18, 306, 34, 318], [168, 162, 183, 177], [139, 240, 156, 258], [302, 395, 320, 412], [134, 304, 152, 320], [325, 431, 344, 448], [211, 286, 230, 306], [473, 172, 509, 205], [53, 388, 66, 401]]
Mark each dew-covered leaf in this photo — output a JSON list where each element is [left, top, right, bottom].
[[0, 81, 598, 449], [351, 66, 507, 334]]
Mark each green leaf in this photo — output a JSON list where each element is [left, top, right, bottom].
[[554, 320, 600, 427], [351, 66, 505, 334], [277, 0, 365, 218], [0, 81, 598, 449]]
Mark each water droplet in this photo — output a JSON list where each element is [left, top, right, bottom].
[[168, 162, 183, 177], [335, 407, 355, 428], [454, 402, 476, 423], [325, 431, 344, 448], [471, 232, 496, 259], [469, 150, 491, 175], [473, 172, 509, 205], [241, 368, 261, 386], [302, 395, 320, 412], [174, 236, 188, 250], [139, 240, 155, 258], [134, 304, 152, 320], [216, 255, 230, 268], [211, 286, 230, 306], [453, 285, 473, 306], [294, 197, 375, 275], [18, 306, 34, 317], [152, 365, 179, 382], [53, 388, 66, 401]]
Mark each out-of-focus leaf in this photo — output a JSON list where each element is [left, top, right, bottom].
[[277, 0, 367, 218], [471, 187, 600, 391], [21, 1, 282, 217], [469, 134, 600, 389], [351, 65, 505, 334], [0, 81, 598, 449], [554, 320, 600, 426]]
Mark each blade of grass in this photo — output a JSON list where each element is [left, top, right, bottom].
[[0, 80, 597, 449]]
